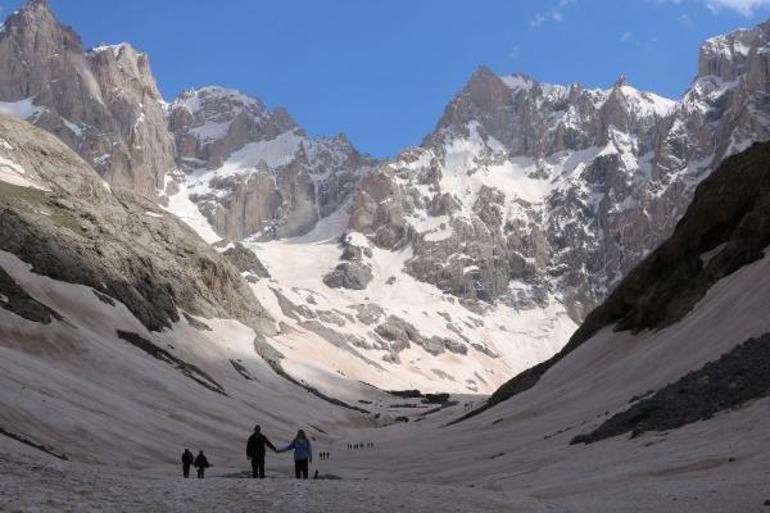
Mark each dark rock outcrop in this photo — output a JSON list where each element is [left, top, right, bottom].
[[323, 261, 373, 290], [116, 330, 227, 396], [0, 266, 63, 324], [574, 141, 770, 344], [323, 234, 374, 290], [571, 333, 770, 443], [221, 242, 270, 279]]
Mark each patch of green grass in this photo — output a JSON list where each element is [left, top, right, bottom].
[[0, 181, 87, 237]]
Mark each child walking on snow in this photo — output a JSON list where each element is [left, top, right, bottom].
[[194, 450, 210, 478]]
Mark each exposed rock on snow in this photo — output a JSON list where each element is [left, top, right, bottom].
[[323, 233, 374, 290], [0, 266, 63, 324], [220, 242, 271, 279], [571, 332, 770, 444], [116, 330, 227, 396]]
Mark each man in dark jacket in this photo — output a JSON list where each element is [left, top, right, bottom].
[[194, 450, 209, 479], [246, 424, 277, 478], [181, 448, 194, 478]]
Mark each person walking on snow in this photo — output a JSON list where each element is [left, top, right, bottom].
[[278, 429, 313, 479], [194, 450, 210, 479], [181, 448, 194, 478], [246, 424, 277, 479]]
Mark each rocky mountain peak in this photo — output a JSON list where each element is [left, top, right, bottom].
[[270, 106, 299, 132], [612, 74, 629, 88], [429, 64, 516, 148], [3, 0, 70, 42], [343, 15, 770, 330], [427, 65, 674, 163], [174, 86, 269, 119], [0, 0, 84, 101], [163, 83, 376, 242], [696, 21, 770, 82], [168, 86, 300, 170], [8, 0, 58, 28], [86, 42, 164, 101]]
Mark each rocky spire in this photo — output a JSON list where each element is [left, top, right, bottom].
[[429, 65, 516, 148], [695, 25, 763, 82], [0, 0, 175, 196]]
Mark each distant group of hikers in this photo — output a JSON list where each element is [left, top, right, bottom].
[[347, 442, 374, 450], [182, 425, 316, 480]]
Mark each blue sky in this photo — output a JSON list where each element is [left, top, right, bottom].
[[2, 0, 770, 158]]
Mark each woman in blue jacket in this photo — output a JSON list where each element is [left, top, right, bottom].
[[279, 429, 313, 479]]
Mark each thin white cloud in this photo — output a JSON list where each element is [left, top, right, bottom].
[[677, 13, 694, 24], [529, 0, 576, 28], [706, 0, 770, 16], [509, 45, 521, 60], [620, 31, 633, 42], [529, 13, 547, 28]]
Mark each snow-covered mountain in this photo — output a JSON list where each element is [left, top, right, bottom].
[[2, 111, 769, 510], [160, 24, 770, 398], [346, 35, 770, 324], [3, 1, 770, 398]]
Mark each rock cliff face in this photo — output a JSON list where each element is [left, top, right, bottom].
[[0, 0, 175, 196]]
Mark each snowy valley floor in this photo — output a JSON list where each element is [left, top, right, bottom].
[[2, 408, 769, 513], [0, 454, 536, 513], [4, 239, 770, 512]]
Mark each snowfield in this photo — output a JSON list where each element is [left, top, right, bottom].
[[2, 230, 770, 512], [162, 168, 577, 397], [244, 214, 576, 396]]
